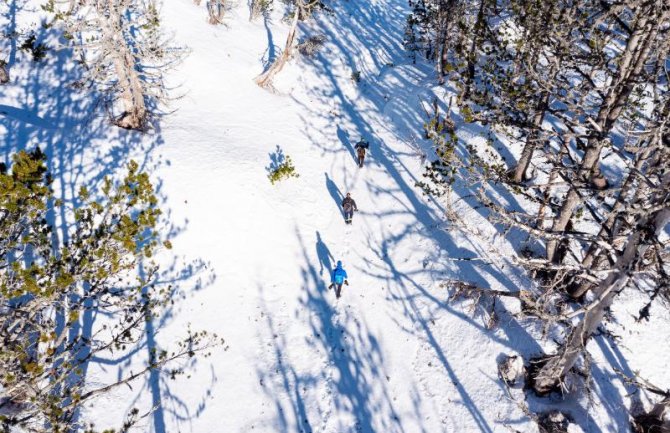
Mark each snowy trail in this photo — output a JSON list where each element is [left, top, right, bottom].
[[137, 1, 535, 431], [3, 0, 670, 432]]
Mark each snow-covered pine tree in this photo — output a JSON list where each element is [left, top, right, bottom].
[[0, 149, 221, 432], [404, 0, 494, 84], [46, 0, 181, 130], [491, 0, 565, 184]]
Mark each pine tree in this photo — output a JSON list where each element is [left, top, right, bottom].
[[0, 150, 221, 432]]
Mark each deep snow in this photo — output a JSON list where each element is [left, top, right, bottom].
[[1, 0, 669, 432]]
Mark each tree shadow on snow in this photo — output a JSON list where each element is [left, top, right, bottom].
[[0, 6, 217, 432], [275, 0, 610, 430], [266, 144, 289, 174]]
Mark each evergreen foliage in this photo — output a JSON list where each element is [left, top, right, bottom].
[[268, 155, 299, 185], [0, 150, 221, 432]]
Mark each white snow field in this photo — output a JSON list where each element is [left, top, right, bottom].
[[1, 0, 669, 432]]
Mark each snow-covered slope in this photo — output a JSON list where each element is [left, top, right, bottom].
[[1, 0, 669, 432]]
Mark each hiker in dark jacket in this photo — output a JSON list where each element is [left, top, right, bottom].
[[354, 139, 369, 168], [342, 192, 358, 224], [328, 260, 349, 298]]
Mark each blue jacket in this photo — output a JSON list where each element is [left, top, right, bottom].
[[332, 262, 348, 284]]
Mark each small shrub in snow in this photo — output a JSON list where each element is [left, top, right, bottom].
[[351, 70, 361, 83], [206, 0, 226, 24], [267, 146, 299, 184], [268, 156, 299, 184], [537, 411, 571, 433]]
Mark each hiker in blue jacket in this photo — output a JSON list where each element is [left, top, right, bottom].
[[328, 261, 349, 299]]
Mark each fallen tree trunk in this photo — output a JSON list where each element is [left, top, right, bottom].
[[254, 0, 302, 88]]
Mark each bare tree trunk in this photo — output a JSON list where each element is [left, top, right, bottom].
[[533, 206, 670, 394], [436, 0, 459, 81], [570, 94, 670, 297], [569, 148, 657, 298], [536, 167, 558, 229], [512, 92, 549, 183], [114, 50, 148, 130], [97, 2, 147, 130], [207, 0, 225, 24], [545, 7, 661, 261], [438, 29, 449, 83], [254, 1, 301, 88], [458, 0, 486, 104]]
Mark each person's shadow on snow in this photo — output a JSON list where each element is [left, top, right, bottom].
[[324, 172, 345, 218], [336, 125, 357, 163], [315, 231, 334, 277]]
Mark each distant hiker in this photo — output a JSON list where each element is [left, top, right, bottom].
[[354, 139, 370, 168], [342, 192, 358, 224], [328, 260, 349, 299]]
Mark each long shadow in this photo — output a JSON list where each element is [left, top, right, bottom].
[[336, 124, 357, 163], [315, 230, 334, 277], [257, 4, 289, 73], [262, 13, 277, 66], [255, 229, 407, 432], [590, 335, 642, 430], [324, 172, 344, 217]]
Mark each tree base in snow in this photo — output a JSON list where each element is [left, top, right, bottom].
[[538, 411, 572, 433], [632, 414, 670, 433], [526, 354, 581, 396], [114, 111, 147, 131]]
